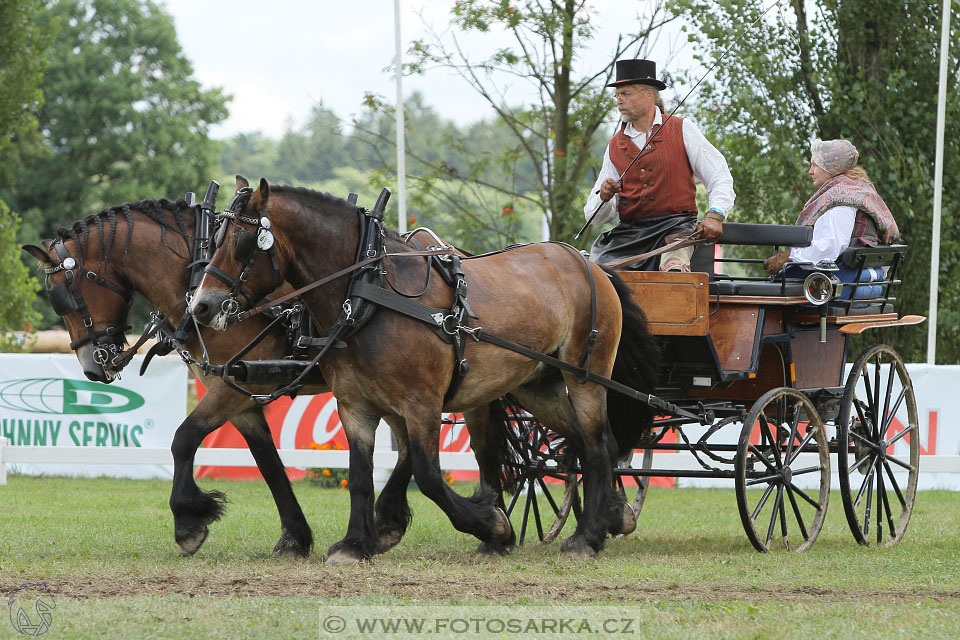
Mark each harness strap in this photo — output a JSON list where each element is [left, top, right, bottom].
[[235, 248, 457, 322], [351, 281, 456, 343], [204, 264, 255, 303], [352, 282, 705, 424], [469, 328, 706, 423]]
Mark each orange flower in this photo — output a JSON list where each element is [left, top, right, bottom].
[[553, 150, 566, 156], [501, 207, 513, 215], [322, 469, 332, 477], [340, 479, 348, 487], [409, 215, 417, 226]]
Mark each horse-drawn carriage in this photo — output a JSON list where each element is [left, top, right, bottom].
[[502, 222, 924, 552], [29, 179, 925, 559]]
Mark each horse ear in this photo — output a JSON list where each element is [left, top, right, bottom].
[[235, 175, 249, 193], [23, 244, 51, 266], [250, 178, 270, 209]]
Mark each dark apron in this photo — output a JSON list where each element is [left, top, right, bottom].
[[589, 213, 697, 271]]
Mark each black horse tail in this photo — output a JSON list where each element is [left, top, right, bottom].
[[603, 266, 661, 460]]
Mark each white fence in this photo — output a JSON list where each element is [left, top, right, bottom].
[[3, 436, 959, 486]]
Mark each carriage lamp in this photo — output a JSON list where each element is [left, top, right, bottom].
[[803, 271, 843, 343], [803, 271, 843, 306]]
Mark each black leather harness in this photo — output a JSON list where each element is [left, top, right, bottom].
[[44, 240, 132, 371]]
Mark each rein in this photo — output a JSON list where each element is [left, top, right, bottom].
[[211, 192, 706, 423], [234, 247, 457, 322], [604, 229, 705, 271]]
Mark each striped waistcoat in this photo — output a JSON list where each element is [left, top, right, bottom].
[[609, 116, 697, 220]]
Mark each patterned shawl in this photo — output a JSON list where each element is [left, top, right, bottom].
[[796, 174, 899, 244]]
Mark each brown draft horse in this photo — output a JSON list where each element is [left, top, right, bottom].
[[22, 181, 439, 558], [190, 179, 658, 561]]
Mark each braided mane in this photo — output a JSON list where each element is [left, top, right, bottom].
[[51, 197, 194, 269]]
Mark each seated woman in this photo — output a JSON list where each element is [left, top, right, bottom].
[[763, 139, 900, 296]]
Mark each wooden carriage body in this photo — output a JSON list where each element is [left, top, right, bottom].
[[509, 222, 923, 552], [619, 223, 919, 413]]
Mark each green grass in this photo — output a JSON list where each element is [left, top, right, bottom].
[[1, 476, 958, 639]]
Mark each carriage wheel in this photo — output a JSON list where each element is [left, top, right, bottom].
[[837, 345, 919, 547], [735, 388, 830, 552], [616, 446, 655, 519], [498, 401, 578, 545]]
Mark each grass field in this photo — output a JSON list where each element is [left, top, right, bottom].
[[1, 475, 958, 639]]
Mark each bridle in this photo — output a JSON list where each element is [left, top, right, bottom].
[[44, 239, 132, 373], [201, 186, 281, 317]]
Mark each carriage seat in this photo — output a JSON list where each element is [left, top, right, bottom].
[[716, 222, 813, 247], [699, 223, 814, 296], [708, 280, 806, 297]]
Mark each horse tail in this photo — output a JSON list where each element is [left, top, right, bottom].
[[603, 266, 661, 460]]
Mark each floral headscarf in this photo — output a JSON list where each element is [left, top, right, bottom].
[[811, 139, 859, 175]]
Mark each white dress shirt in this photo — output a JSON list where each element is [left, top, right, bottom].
[[584, 108, 736, 226], [789, 205, 856, 265]]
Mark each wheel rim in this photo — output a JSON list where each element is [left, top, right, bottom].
[[500, 402, 576, 545], [735, 388, 830, 552], [837, 345, 919, 547]]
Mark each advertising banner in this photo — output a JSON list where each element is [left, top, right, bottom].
[[196, 381, 475, 480], [0, 353, 185, 478]]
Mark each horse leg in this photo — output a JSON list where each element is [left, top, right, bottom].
[[463, 405, 515, 556], [373, 416, 413, 554], [560, 379, 631, 558], [512, 381, 630, 558], [169, 392, 234, 555], [406, 404, 512, 547], [325, 403, 380, 566], [231, 409, 313, 558]]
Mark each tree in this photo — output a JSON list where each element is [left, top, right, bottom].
[[4, 0, 229, 245], [347, 91, 540, 249], [274, 104, 347, 184], [407, 0, 677, 246], [672, 0, 960, 362], [0, 0, 51, 348]]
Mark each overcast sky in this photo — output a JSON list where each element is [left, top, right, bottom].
[[159, 0, 693, 140]]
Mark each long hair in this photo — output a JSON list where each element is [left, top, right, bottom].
[[843, 166, 870, 181]]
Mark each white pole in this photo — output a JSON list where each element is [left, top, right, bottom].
[[928, 0, 951, 364], [0, 437, 7, 486], [394, 0, 408, 234]]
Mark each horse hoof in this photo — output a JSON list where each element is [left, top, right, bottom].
[[176, 526, 209, 556], [377, 529, 404, 554], [560, 536, 598, 559], [325, 550, 366, 567], [490, 507, 513, 543], [273, 535, 310, 559], [476, 541, 510, 557], [615, 502, 637, 536]]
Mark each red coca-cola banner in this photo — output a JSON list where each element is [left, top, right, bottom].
[[194, 380, 474, 480]]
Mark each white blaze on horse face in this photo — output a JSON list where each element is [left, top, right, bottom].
[[187, 275, 231, 331]]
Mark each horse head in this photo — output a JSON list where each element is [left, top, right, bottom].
[[23, 237, 134, 383]]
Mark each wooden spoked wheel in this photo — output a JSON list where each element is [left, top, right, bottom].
[[735, 388, 830, 552], [836, 345, 919, 547], [499, 402, 578, 545], [616, 446, 656, 520]]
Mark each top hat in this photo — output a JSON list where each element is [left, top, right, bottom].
[[606, 59, 667, 90]]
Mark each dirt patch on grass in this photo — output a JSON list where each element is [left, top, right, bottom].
[[3, 571, 955, 604]]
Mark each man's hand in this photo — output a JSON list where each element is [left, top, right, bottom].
[[763, 250, 791, 275], [696, 217, 723, 243], [599, 178, 622, 201]]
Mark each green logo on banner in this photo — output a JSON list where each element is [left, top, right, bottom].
[[0, 378, 145, 415]]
